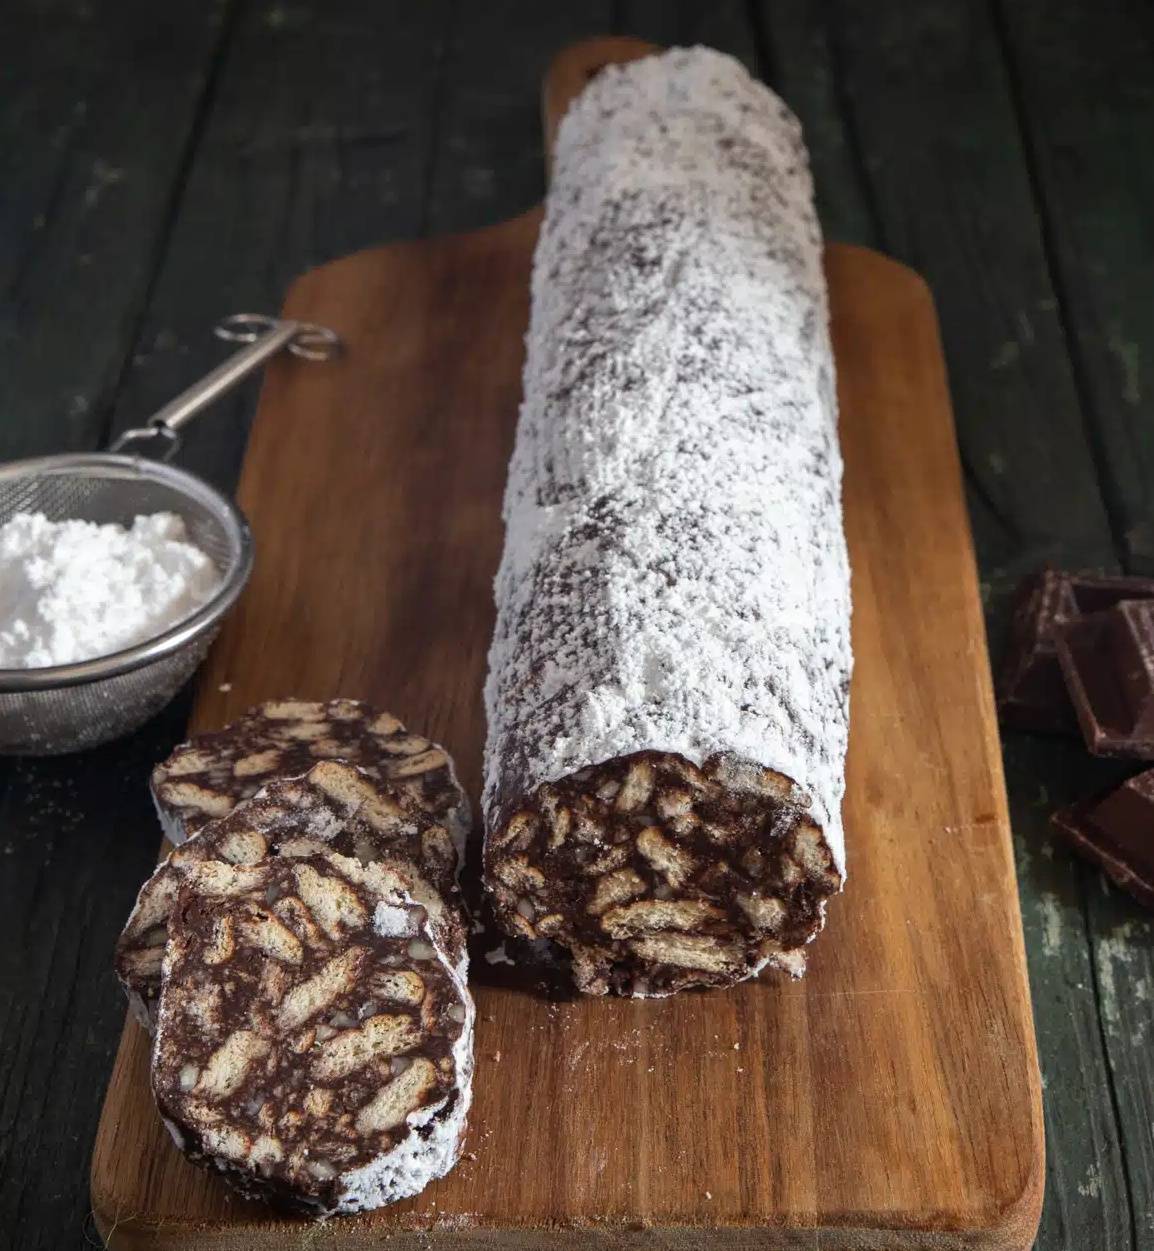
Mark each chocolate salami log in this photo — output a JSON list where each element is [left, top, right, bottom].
[[483, 47, 851, 997]]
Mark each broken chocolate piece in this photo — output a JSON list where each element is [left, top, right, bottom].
[[1051, 770, 1154, 910], [152, 850, 473, 1215], [997, 570, 1079, 732], [1056, 599, 1154, 759], [997, 569, 1154, 733]]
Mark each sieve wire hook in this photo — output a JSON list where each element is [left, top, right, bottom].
[[110, 315, 341, 462]]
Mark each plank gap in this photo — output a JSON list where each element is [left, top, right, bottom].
[[1078, 870, 1141, 1249], [812, 0, 888, 247], [987, 0, 1131, 574], [94, 0, 245, 448]]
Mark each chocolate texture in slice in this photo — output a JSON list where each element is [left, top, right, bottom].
[[151, 698, 469, 858], [485, 751, 841, 997], [118, 761, 465, 1029]]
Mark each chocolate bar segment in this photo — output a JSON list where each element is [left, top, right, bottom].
[[151, 851, 473, 1215], [118, 761, 464, 1028], [997, 570, 1079, 732], [482, 49, 851, 995], [1051, 769, 1154, 910], [1056, 599, 1154, 759], [996, 569, 1154, 733], [151, 699, 469, 857]]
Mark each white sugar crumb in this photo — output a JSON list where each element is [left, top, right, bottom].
[[483, 46, 851, 873], [0, 511, 220, 667], [374, 902, 418, 938]]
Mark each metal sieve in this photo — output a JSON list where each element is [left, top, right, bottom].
[[0, 314, 339, 755]]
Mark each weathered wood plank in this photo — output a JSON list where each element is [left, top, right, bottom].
[[0, 5, 231, 1248], [0, 0, 229, 460], [105, 0, 453, 496], [997, 0, 1154, 576], [424, 0, 614, 236], [1083, 884, 1154, 1247], [746, 0, 876, 247], [756, 4, 1136, 1248], [0, 700, 195, 1250], [1003, 740, 1136, 1251], [801, 2, 1116, 600], [614, 0, 758, 70]]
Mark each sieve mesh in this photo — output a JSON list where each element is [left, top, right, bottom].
[[0, 454, 252, 755]]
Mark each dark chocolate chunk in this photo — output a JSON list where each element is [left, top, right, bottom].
[[997, 570, 1079, 732], [1056, 599, 1154, 759], [997, 569, 1154, 733], [1051, 770, 1154, 910]]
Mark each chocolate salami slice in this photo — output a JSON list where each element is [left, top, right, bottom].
[[151, 851, 473, 1215], [151, 699, 469, 857], [482, 48, 850, 996], [119, 761, 465, 1028]]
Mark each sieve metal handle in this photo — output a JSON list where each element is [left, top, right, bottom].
[[110, 315, 341, 462]]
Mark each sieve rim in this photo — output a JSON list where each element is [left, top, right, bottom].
[[0, 453, 253, 692]]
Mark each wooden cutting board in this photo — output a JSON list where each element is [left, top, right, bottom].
[[91, 37, 1044, 1251]]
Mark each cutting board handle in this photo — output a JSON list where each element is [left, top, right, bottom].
[[541, 36, 657, 169]]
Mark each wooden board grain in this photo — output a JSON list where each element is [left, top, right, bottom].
[[91, 37, 1044, 1251]]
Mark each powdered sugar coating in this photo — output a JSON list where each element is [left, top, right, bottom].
[[484, 48, 851, 872], [336, 949, 473, 1215]]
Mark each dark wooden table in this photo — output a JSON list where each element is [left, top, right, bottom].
[[1, 3, 1150, 1247]]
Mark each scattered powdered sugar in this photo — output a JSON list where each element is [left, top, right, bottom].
[[0, 510, 220, 668], [483, 46, 851, 870], [337, 949, 474, 1214]]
